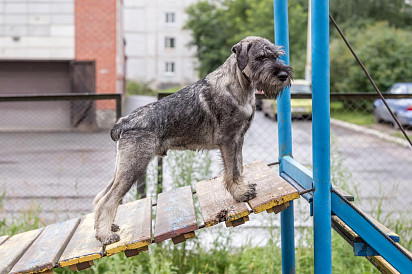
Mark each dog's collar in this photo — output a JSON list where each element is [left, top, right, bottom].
[[242, 71, 251, 83]]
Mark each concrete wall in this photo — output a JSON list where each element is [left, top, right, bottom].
[[0, 0, 75, 60]]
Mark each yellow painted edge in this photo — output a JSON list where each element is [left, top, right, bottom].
[[106, 241, 150, 257], [227, 210, 249, 221], [252, 192, 300, 214], [59, 253, 101, 268], [205, 221, 216, 227]]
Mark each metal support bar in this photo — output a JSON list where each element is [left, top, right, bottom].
[[312, 0, 332, 272], [331, 191, 412, 272], [274, 1, 295, 273]]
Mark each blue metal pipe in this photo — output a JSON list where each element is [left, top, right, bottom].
[[273, 1, 295, 273], [311, 0, 332, 273]]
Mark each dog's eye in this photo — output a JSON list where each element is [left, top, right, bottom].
[[257, 56, 267, 61]]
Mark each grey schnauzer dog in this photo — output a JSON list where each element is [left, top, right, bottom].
[[93, 36, 292, 245]]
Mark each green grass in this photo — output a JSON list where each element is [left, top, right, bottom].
[[330, 102, 375, 125]]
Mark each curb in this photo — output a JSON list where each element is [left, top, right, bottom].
[[330, 118, 410, 148]]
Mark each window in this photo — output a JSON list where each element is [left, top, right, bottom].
[[165, 12, 175, 23], [165, 37, 175, 48], [165, 62, 175, 73]]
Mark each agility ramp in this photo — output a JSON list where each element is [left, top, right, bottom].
[[0, 160, 409, 273], [0, 161, 301, 273]]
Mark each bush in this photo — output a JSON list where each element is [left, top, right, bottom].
[[126, 81, 155, 96], [330, 22, 412, 93]]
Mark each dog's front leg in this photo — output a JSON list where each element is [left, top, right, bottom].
[[220, 143, 256, 202]]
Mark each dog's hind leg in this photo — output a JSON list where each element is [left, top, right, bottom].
[[94, 133, 155, 245], [93, 147, 121, 208]]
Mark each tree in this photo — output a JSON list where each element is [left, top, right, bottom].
[[330, 21, 412, 93], [185, 0, 309, 78]]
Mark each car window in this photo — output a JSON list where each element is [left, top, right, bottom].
[[388, 84, 412, 94], [291, 84, 311, 94]]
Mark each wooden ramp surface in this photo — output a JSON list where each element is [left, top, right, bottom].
[[10, 218, 80, 274], [0, 161, 301, 273], [196, 176, 249, 227], [0, 228, 43, 274], [154, 186, 199, 244], [0, 235, 8, 245], [58, 213, 103, 269], [106, 198, 152, 257]]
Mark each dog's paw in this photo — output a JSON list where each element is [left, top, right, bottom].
[[111, 223, 120, 232], [96, 233, 120, 245], [232, 183, 257, 202]]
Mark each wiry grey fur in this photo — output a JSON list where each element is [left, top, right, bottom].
[[93, 36, 293, 245]]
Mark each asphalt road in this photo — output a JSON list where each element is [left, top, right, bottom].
[[1, 95, 411, 226]]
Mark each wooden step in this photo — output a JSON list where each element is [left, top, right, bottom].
[[0, 235, 9, 245], [106, 198, 152, 257], [366, 256, 400, 274], [332, 215, 399, 256], [9, 218, 80, 274], [154, 186, 199, 244], [246, 162, 299, 213], [0, 228, 43, 273], [58, 213, 103, 270], [195, 176, 250, 228]]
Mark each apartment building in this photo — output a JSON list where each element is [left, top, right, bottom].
[[124, 0, 199, 89]]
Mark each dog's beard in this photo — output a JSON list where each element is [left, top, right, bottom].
[[250, 62, 293, 99], [251, 73, 292, 99]]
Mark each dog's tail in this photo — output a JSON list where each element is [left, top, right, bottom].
[[110, 121, 123, 141]]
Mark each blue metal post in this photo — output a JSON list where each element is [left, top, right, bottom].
[[312, 0, 332, 273], [274, 1, 295, 273]]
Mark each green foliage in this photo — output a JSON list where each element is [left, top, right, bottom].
[[184, 0, 309, 79], [185, 0, 412, 94], [330, 0, 412, 30], [330, 22, 412, 93], [126, 80, 156, 96]]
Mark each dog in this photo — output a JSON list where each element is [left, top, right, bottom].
[[93, 36, 293, 245]]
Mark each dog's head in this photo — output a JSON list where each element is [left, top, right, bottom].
[[231, 36, 293, 98]]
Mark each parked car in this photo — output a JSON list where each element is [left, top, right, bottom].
[[373, 83, 412, 128], [262, 79, 312, 120], [255, 90, 264, 111]]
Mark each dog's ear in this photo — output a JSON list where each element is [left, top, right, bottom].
[[232, 42, 252, 72]]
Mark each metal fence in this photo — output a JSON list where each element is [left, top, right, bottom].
[[0, 93, 121, 221], [1, 92, 411, 244]]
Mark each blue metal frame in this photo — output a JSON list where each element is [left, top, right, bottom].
[[281, 157, 412, 272], [311, 0, 332, 272], [274, 0, 412, 272], [273, 1, 295, 273]]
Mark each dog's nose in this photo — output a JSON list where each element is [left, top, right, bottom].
[[277, 71, 288, 82]]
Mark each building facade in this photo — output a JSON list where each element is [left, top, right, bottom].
[[123, 0, 199, 89], [0, 0, 125, 130]]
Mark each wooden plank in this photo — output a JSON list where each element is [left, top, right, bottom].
[[332, 215, 362, 246], [366, 256, 400, 274], [0, 228, 43, 274], [106, 198, 152, 256], [332, 185, 354, 202], [154, 186, 198, 243], [9, 218, 80, 274], [195, 176, 249, 227], [363, 212, 399, 242], [246, 161, 300, 213], [58, 213, 103, 268], [0, 235, 9, 245]]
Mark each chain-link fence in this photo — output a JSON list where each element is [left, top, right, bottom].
[[0, 94, 121, 221], [1, 92, 411, 245]]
